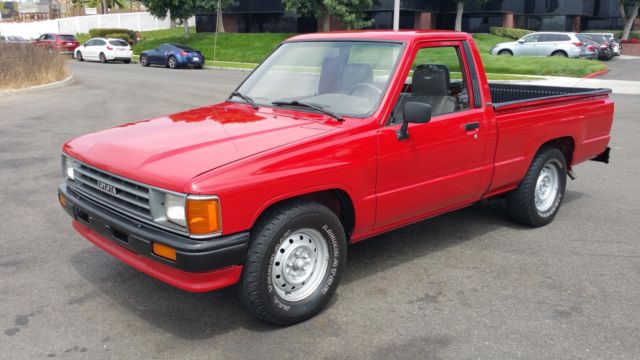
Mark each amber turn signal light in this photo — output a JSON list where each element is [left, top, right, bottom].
[[58, 193, 66, 207], [152, 242, 177, 261], [186, 197, 221, 235]]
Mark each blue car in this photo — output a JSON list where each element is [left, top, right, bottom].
[[139, 43, 205, 69]]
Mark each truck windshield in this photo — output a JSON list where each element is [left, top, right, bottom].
[[234, 41, 403, 117]]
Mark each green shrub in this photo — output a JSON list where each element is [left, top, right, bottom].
[[489, 27, 532, 40], [105, 33, 130, 43], [89, 28, 136, 40]]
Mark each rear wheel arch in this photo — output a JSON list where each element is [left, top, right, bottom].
[[251, 189, 356, 241], [538, 136, 575, 166]]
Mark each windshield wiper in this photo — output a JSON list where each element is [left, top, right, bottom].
[[271, 100, 344, 121], [230, 91, 258, 109]]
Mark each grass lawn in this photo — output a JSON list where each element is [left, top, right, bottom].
[[125, 28, 605, 77]]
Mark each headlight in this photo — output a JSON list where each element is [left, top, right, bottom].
[[63, 156, 78, 180], [163, 193, 186, 227]]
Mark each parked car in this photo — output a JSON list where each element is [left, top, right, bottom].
[[74, 38, 133, 64], [1, 35, 28, 43], [139, 43, 205, 69], [580, 33, 615, 60], [576, 35, 599, 60], [576, 34, 611, 60], [59, 31, 613, 326], [490, 32, 585, 58], [585, 32, 621, 56], [33, 33, 79, 54]]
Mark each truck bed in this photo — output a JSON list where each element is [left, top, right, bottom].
[[489, 83, 611, 109]]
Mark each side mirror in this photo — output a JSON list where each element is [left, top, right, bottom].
[[397, 102, 432, 140]]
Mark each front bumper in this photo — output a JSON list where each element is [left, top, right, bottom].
[[59, 183, 248, 292]]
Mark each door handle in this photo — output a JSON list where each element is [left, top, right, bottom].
[[464, 122, 480, 131]]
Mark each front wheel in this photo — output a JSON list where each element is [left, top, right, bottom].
[[498, 49, 513, 56], [140, 54, 150, 67], [237, 201, 347, 326], [76, 51, 83, 61], [507, 147, 567, 227]]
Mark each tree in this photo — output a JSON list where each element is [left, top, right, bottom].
[[619, 0, 640, 40], [454, 0, 489, 32], [142, 0, 195, 37], [284, 0, 373, 31]]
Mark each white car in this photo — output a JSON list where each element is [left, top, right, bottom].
[[74, 38, 133, 63], [490, 32, 584, 58]]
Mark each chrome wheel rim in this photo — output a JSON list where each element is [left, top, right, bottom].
[[535, 163, 559, 212], [169, 58, 176, 68], [272, 228, 329, 302], [141, 56, 146, 65]]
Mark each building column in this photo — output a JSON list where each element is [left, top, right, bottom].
[[572, 16, 581, 32], [223, 14, 238, 32], [414, 12, 435, 29], [502, 12, 514, 28]]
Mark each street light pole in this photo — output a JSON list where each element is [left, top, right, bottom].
[[393, 0, 400, 31]]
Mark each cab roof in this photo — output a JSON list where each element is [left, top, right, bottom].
[[286, 30, 473, 44]]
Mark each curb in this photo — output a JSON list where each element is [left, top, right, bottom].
[[584, 68, 609, 78], [1, 76, 75, 96], [130, 57, 254, 72]]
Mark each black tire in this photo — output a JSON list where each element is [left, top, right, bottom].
[[167, 56, 177, 69], [237, 201, 347, 326], [140, 54, 150, 67], [195, 64, 204, 69], [123, 59, 131, 64], [99, 52, 107, 63], [507, 146, 567, 227], [76, 51, 83, 61], [498, 49, 513, 56], [551, 51, 568, 57]]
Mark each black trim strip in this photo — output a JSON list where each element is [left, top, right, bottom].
[[463, 41, 482, 109]]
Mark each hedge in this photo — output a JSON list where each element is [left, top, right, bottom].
[[489, 27, 533, 40], [89, 28, 136, 40], [105, 33, 130, 43]]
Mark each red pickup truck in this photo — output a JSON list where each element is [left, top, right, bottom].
[[59, 31, 613, 325]]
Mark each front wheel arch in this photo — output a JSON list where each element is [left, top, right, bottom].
[[250, 189, 356, 242]]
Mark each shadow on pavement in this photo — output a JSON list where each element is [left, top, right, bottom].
[[70, 191, 584, 339]]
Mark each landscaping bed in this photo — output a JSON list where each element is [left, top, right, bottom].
[[0, 43, 68, 90]]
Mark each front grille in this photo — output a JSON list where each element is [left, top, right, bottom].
[[69, 164, 152, 220]]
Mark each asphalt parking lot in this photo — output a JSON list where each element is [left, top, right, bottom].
[[1, 61, 639, 359]]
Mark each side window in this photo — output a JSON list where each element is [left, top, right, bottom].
[[85, 40, 94, 46], [389, 45, 471, 124], [95, 40, 106, 46], [523, 34, 540, 43]]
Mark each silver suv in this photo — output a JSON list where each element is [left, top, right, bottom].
[[490, 32, 584, 58]]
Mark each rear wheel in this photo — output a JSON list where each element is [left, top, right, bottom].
[[76, 51, 83, 61], [498, 49, 513, 56], [237, 201, 346, 326], [551, 51, 568, 57], [99, 52, 107, 63], [140, 54, 150, 67], [195, 64, 204, 69], [507, 147, 567, 227], [168, 56, 177, 69], [123, 59, 131, 64]]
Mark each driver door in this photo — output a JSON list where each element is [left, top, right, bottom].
[[374, 41, 489, 229]]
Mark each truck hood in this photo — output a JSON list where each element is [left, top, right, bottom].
[[63, 102, 335, 192]]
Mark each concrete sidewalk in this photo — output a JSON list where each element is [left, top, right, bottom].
[[499, 76, 640, 95]]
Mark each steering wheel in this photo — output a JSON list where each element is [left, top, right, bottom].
[[348, 82, 382, 96]]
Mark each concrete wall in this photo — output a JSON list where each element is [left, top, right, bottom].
[[0, 12, 195, 39]]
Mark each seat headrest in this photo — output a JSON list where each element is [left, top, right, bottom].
[[412, 64, 450, 96], [340, 63, 373, 91]]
